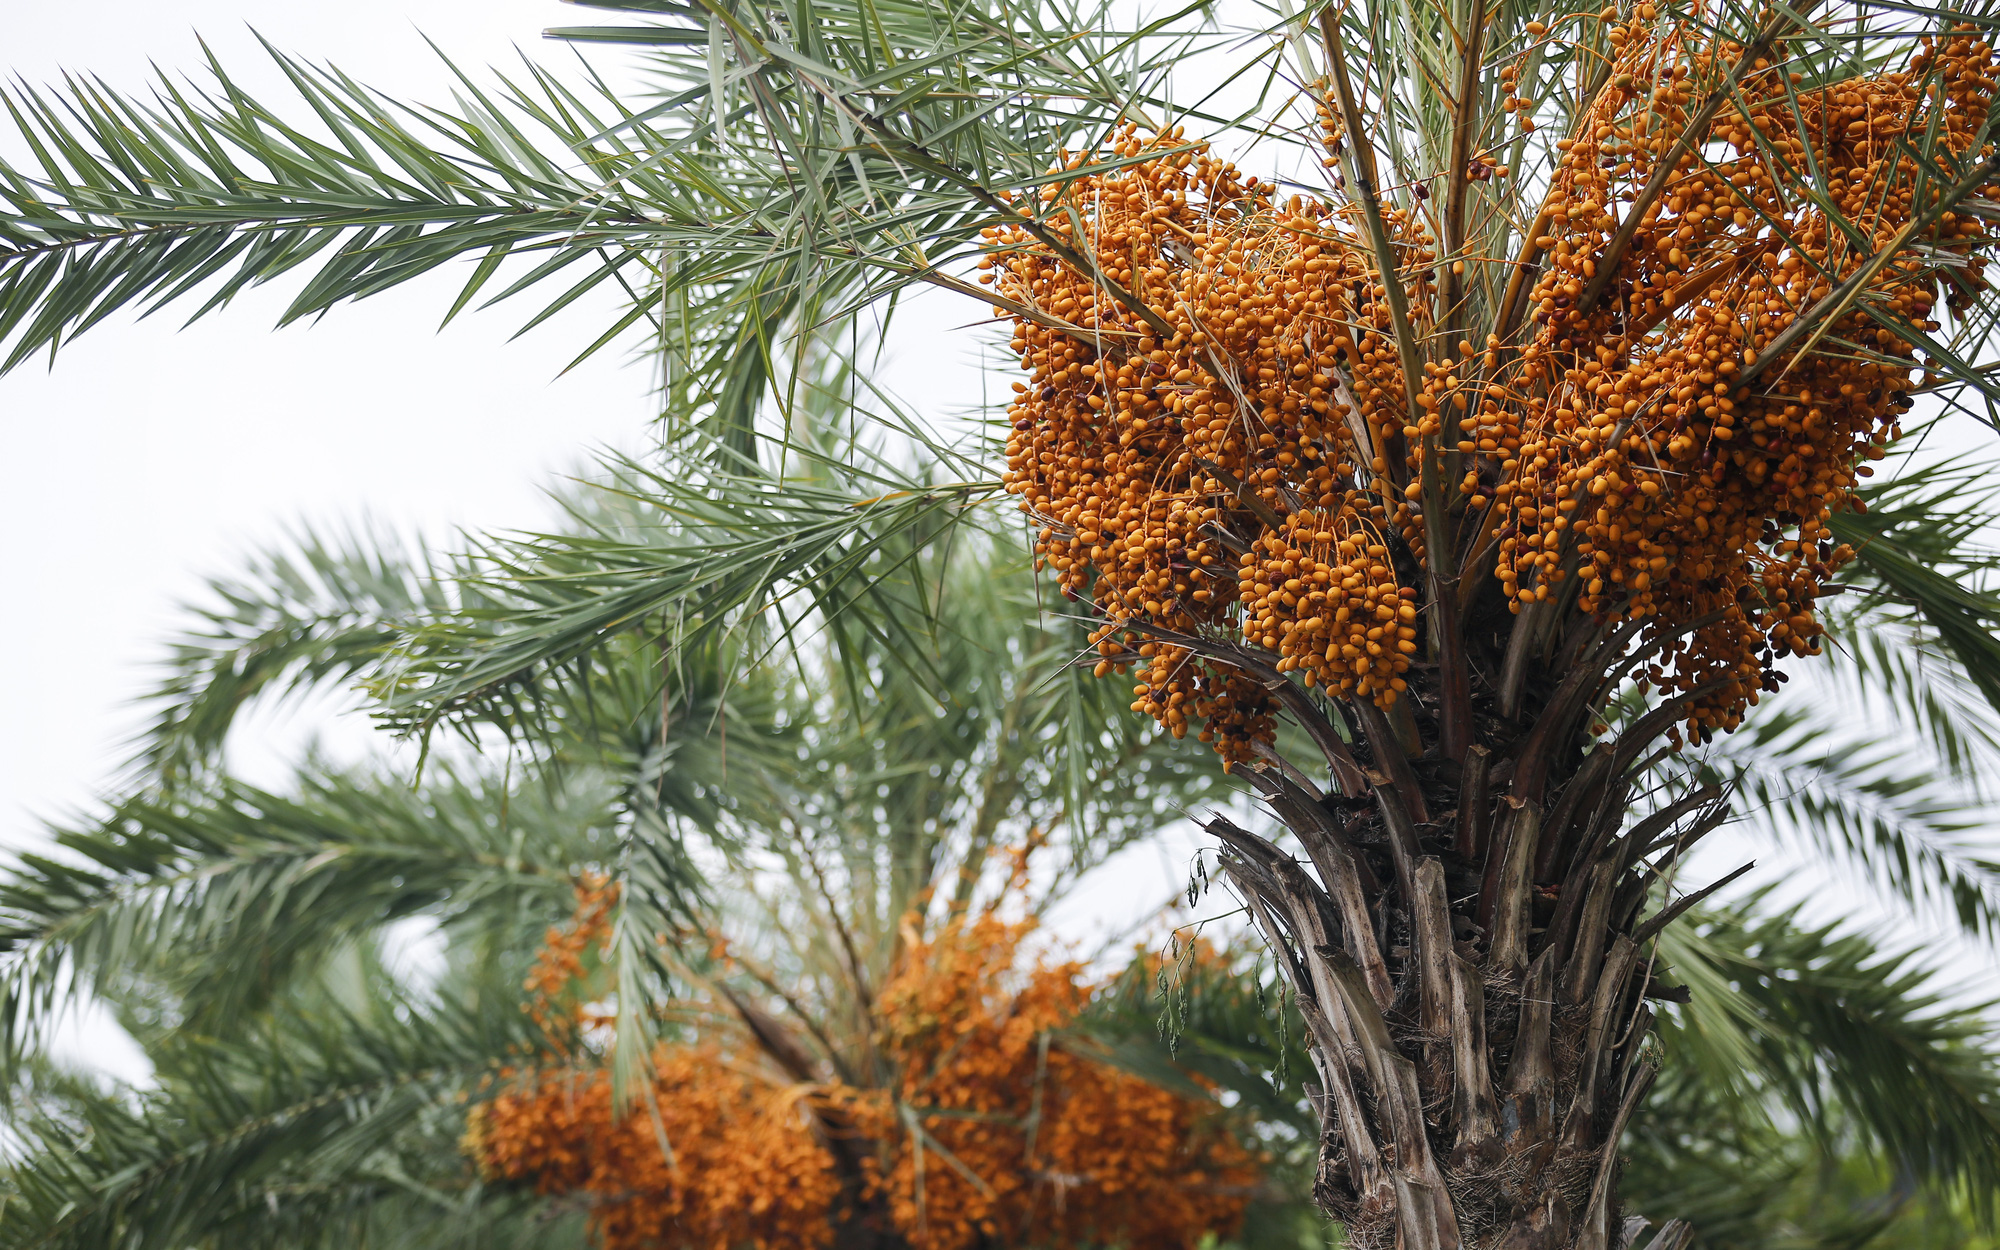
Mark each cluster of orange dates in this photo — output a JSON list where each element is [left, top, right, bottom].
[[993, 18, 1998, 757], [1494, 22, 1995, 738], [467, 888, 1255, 1250], [989, 127, 1427, 763]]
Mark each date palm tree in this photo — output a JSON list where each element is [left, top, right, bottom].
[[0, 476, 1239, 1248], [8, 1, 2000, 1245]]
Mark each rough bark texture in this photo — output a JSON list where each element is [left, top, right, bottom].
[[1203, 604, 1734, 1250]]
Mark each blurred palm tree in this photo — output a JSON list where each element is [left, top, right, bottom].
[[0, 449, 1244, 1247]]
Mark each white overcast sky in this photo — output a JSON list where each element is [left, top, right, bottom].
[[4, 2, 656, 825], [5, 2, 1997, 1081]]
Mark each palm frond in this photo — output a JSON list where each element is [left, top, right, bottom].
[[1693, 704, 2000, 938], [376, 428, 1008, 737], [0, 44, 637, 374], [0, 985, 567, 1250], [1624, 1119, 1998, 1250], [136, 523, 449, 785], [1, 2, 1229, 442], [0, 761, 611, 1070], [1651, 900, 2000, 1230], [1832, 450, 2000, 718]]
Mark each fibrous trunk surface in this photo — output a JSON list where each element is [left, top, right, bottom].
[[1207, 645, 1727, 1250]]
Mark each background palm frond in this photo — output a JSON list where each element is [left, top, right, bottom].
[[135, 524, 451, 786], [1, 994, 574, 1250], [0, 759, 611, 1070], [1654, 901, 2000, 1211]]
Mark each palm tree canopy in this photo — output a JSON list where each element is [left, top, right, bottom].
[[10, 1, 2000, 1245], [4, 2, 2000, 773]]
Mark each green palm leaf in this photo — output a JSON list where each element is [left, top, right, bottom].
[[135, 524, 450, 785], [0, 989, 568, 1250], [0, 762, 610, 1069], [1645, 901, 2000, 1234]]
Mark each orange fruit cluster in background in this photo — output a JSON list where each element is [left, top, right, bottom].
[[467, 891, 1256, 1250]]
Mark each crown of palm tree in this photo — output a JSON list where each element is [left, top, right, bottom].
[[7, 2, 2000, 1247]]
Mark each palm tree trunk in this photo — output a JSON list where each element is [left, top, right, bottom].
[[1204, 631, 1733, 1250]]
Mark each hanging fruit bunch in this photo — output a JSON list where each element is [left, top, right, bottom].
[[991, 13, 2000, 760], [991, 125, 1424, 765], [466, 881, 1257, 1250]]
